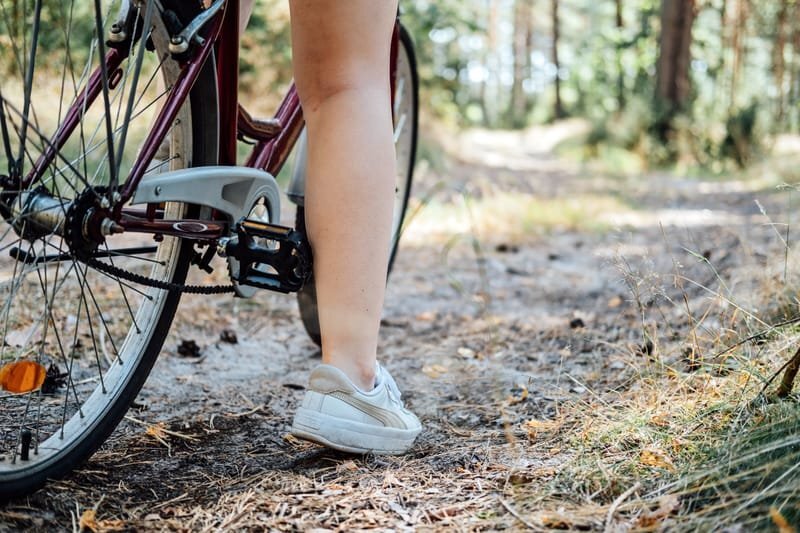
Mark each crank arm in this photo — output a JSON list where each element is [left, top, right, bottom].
[[10, 246, 158, 265]]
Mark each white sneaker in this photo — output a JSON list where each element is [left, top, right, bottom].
[[291, 363, 421, 454]]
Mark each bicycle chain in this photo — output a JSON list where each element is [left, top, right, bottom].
[[86, 256, 236, 295]]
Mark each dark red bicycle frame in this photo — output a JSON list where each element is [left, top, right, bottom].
[[22, 0, 402, 243]]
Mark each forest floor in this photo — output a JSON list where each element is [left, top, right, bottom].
[[3, 122, 800, 531]]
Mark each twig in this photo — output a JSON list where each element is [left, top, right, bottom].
[[225, 404, 265, 418], [124, 415, 198, 441], [759, 345, 800, 397], [498, 497, 538, 531], [603, 481, 641, 533], [777, 346, 800, 397]]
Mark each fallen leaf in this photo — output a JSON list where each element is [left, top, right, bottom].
[[524, 419, 559, 439], [636, 494, 680, 528], [339, 460, 359, 472], [506, 384, 528, 405], [508, 472, 535, 485], [79, 509, 97, 532], [770, 507, 796, 533], [640, 449, 675, 471], [144, 423, 171, 450], [415, 311, 437, 322], [283, 433, 303, 445], [607, 296, 623, 308], [457, 347, 476, 358], [422, 364, 447, 379], [145, 423, 166, 441], [649, 412, 670, 427], [540, 512, 572, 528]]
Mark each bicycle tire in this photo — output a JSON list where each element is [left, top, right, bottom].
[[0, 1, 218, 499], [296, 24, 419, 347]]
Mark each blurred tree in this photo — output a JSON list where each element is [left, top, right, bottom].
[[551, 0, 566, 119], [789, 0, 800, 131], [509, 0, 533, 127], [729, 0, 748, 109], [654, 0, 696, 137], [615, 0, 625, 109], [772, 0, 788, 123]]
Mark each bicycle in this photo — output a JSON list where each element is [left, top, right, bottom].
[[0, 0, 418, 498]]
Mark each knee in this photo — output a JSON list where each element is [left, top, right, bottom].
[[296, 72, 388, 115]]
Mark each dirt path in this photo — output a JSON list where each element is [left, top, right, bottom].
[[2, 126, 794, 531]]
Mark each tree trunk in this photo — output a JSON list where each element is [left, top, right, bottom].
[[484, 0, 500, 127], [615, 0, 625, 109], [729, 0, 748, 109], [509, 0, 533, 127], [552, 0, 565, 119], [791, 0, 800, 131], [774, 0, 788, 125], [655, 0, 696, 118]]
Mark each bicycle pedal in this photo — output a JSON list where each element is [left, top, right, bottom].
[[224, 218, 312, 294]]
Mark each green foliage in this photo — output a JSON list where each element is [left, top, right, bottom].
[[1, 0, 797, 169], [0, 1, 96, 77]]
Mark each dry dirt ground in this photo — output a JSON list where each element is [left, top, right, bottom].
[[2, 125, 797, 531]]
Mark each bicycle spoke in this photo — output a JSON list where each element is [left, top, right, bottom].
[[33, 250, 85, 413], [102, 242, 143, 335], [115, 0, 156, 178], [16, 0, 43, 175], [92, 0, 118, 192], [0, 92, 14, 172], [72, 263, 107, 394], [1, 97, 97, 196]]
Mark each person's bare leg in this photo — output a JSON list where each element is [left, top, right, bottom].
[[289, 0, 398, 391]]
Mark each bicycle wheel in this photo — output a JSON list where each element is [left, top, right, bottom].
[[296, 24, 419, 346], [0, 1, 218, 498]]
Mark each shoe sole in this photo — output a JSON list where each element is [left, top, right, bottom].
[[291, 407, 420, 455]]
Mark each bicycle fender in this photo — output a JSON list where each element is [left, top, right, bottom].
[[131, 166, 281, 224]]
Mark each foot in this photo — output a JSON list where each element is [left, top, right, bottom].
[[291, 363, 421, 455]]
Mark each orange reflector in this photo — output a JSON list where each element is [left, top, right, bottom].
[[0, 361, 47, 394]]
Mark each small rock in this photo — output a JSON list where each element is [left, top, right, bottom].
[[548, 253, 560, 261], [635, 340, 655, 357], [219, 329, 238, 344], [682, 346, 701, 372], [177, 339, 202, 358], [495, 243, 520, 253]]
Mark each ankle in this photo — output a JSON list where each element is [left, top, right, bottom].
[[323, 358, 376, 391]]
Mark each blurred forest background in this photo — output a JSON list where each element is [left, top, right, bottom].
[[235, 0, 800, 172], [2, 0, 797, 171]]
